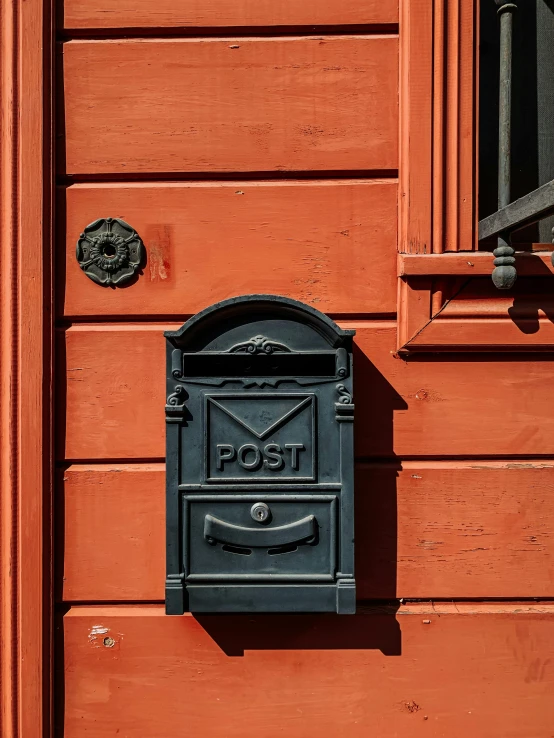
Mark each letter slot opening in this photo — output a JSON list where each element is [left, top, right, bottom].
[[181, 352, 337, 378]]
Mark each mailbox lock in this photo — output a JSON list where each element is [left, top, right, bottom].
[[251, 502, 271, 523]]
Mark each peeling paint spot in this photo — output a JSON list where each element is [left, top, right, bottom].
[[88, 625, 109, 646], [144, 224, 172, 283]]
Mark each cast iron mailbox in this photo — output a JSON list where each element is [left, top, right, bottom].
[[165, 295, 355, 614]]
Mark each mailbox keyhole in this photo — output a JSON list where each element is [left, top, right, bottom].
[[250, 502, 271, 523]]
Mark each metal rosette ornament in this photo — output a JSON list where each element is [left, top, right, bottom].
[[76, 217, 144, 286]]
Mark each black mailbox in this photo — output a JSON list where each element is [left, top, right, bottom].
[[165, 295, 355, 614]]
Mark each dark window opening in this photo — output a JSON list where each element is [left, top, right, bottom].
[[479, 0, 554, 246]]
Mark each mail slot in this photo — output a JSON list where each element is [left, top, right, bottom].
[[165, 295, 355, 614]]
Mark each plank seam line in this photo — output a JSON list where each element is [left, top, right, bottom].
[[59, 26, 400, 42], [57, 171, 400, 185], [56, 316, 398, 327]]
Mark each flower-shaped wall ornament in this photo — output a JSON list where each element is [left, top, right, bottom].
[[76, 217, 144, 286]]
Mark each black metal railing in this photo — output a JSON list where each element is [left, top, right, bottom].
[[479, 0, 554, 288]]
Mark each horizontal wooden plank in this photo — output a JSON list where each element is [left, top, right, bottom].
[[62, 461, 554, 601], [408, 318, 554, 351], [64, 604, 554, 738], [62, 37, 398, 174], [399, 251, 554, 276], [62, 181, 397, 317], [436, 278, 554, 317], [61, 323, 554, 460], [64, 0, 398, 29], [62, 464, 166, 602], [402, 277, 554, 351]]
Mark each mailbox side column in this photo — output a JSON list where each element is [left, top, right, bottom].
[[335, 377, 356, 614], [165, 345, 186, 614]]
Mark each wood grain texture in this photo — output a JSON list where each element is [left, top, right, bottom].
[[0, 3, 18, 732], [436, 278, 554, 317], [61, 322, 554, 460], [62, 37, 398, 174], [63, 604, 554, 738], [1, 0, 54, 734], [399, 252, 554, 276], [398, 0, 432, 254], [62, 461, 554, 602], [407, 318, 554, 351], [399, 0, 477, 255], [62, 181, 398, 317], [62, 464, 166, 601], [433, 0, 477, 252], [63, 0, 398, 29], [398, 274, 554, 352]]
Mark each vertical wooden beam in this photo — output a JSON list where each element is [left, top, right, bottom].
[[400, 0, 477, 255], [399, 0, 433, 254], [1, 0, 54, 736], [432, 0, 446, 253], [1, 0, 18, 734], [433, 0, 478, 252]]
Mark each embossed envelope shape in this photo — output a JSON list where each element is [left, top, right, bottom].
[[207, 395, 312, 440], [205, 393, 316, 482]]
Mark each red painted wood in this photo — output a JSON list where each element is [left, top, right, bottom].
[[62, 37, 398, 174], [61, 323, 554, 460], [397, 273, 554, 352], [398, 0, 432, 254], [62, 181, 398, 317], [1, 0, 54, 734], [399, 252, 554, 276], [63, 605, 554, 738], [63, 0, 398, 29], [62, 461, 554, 602]]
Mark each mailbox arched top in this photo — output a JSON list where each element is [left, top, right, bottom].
[[165, 294, 355, 352]]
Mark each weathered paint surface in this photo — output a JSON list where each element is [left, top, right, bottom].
[[63, 462, 554, 601], [56, 2, 554, 736], [62, 181, 398, 317], [63, 605, 554, 738], [64, 0, 398, 28], [63, 37, 398, 174], [62, 324, 554, 459]]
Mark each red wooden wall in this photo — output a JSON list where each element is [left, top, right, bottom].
[[57, 1, 554, 735]]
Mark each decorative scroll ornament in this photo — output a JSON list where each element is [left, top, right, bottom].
[[167, 385, 187, 406], [76, 217, 144, 286], [228, 335, 292, 354], [336, 384, 352, 404]]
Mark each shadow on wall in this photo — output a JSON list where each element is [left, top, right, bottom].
[[196, 345, 407, 657], [195, 607, 402, 657], [507, 275, 554, 334]]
